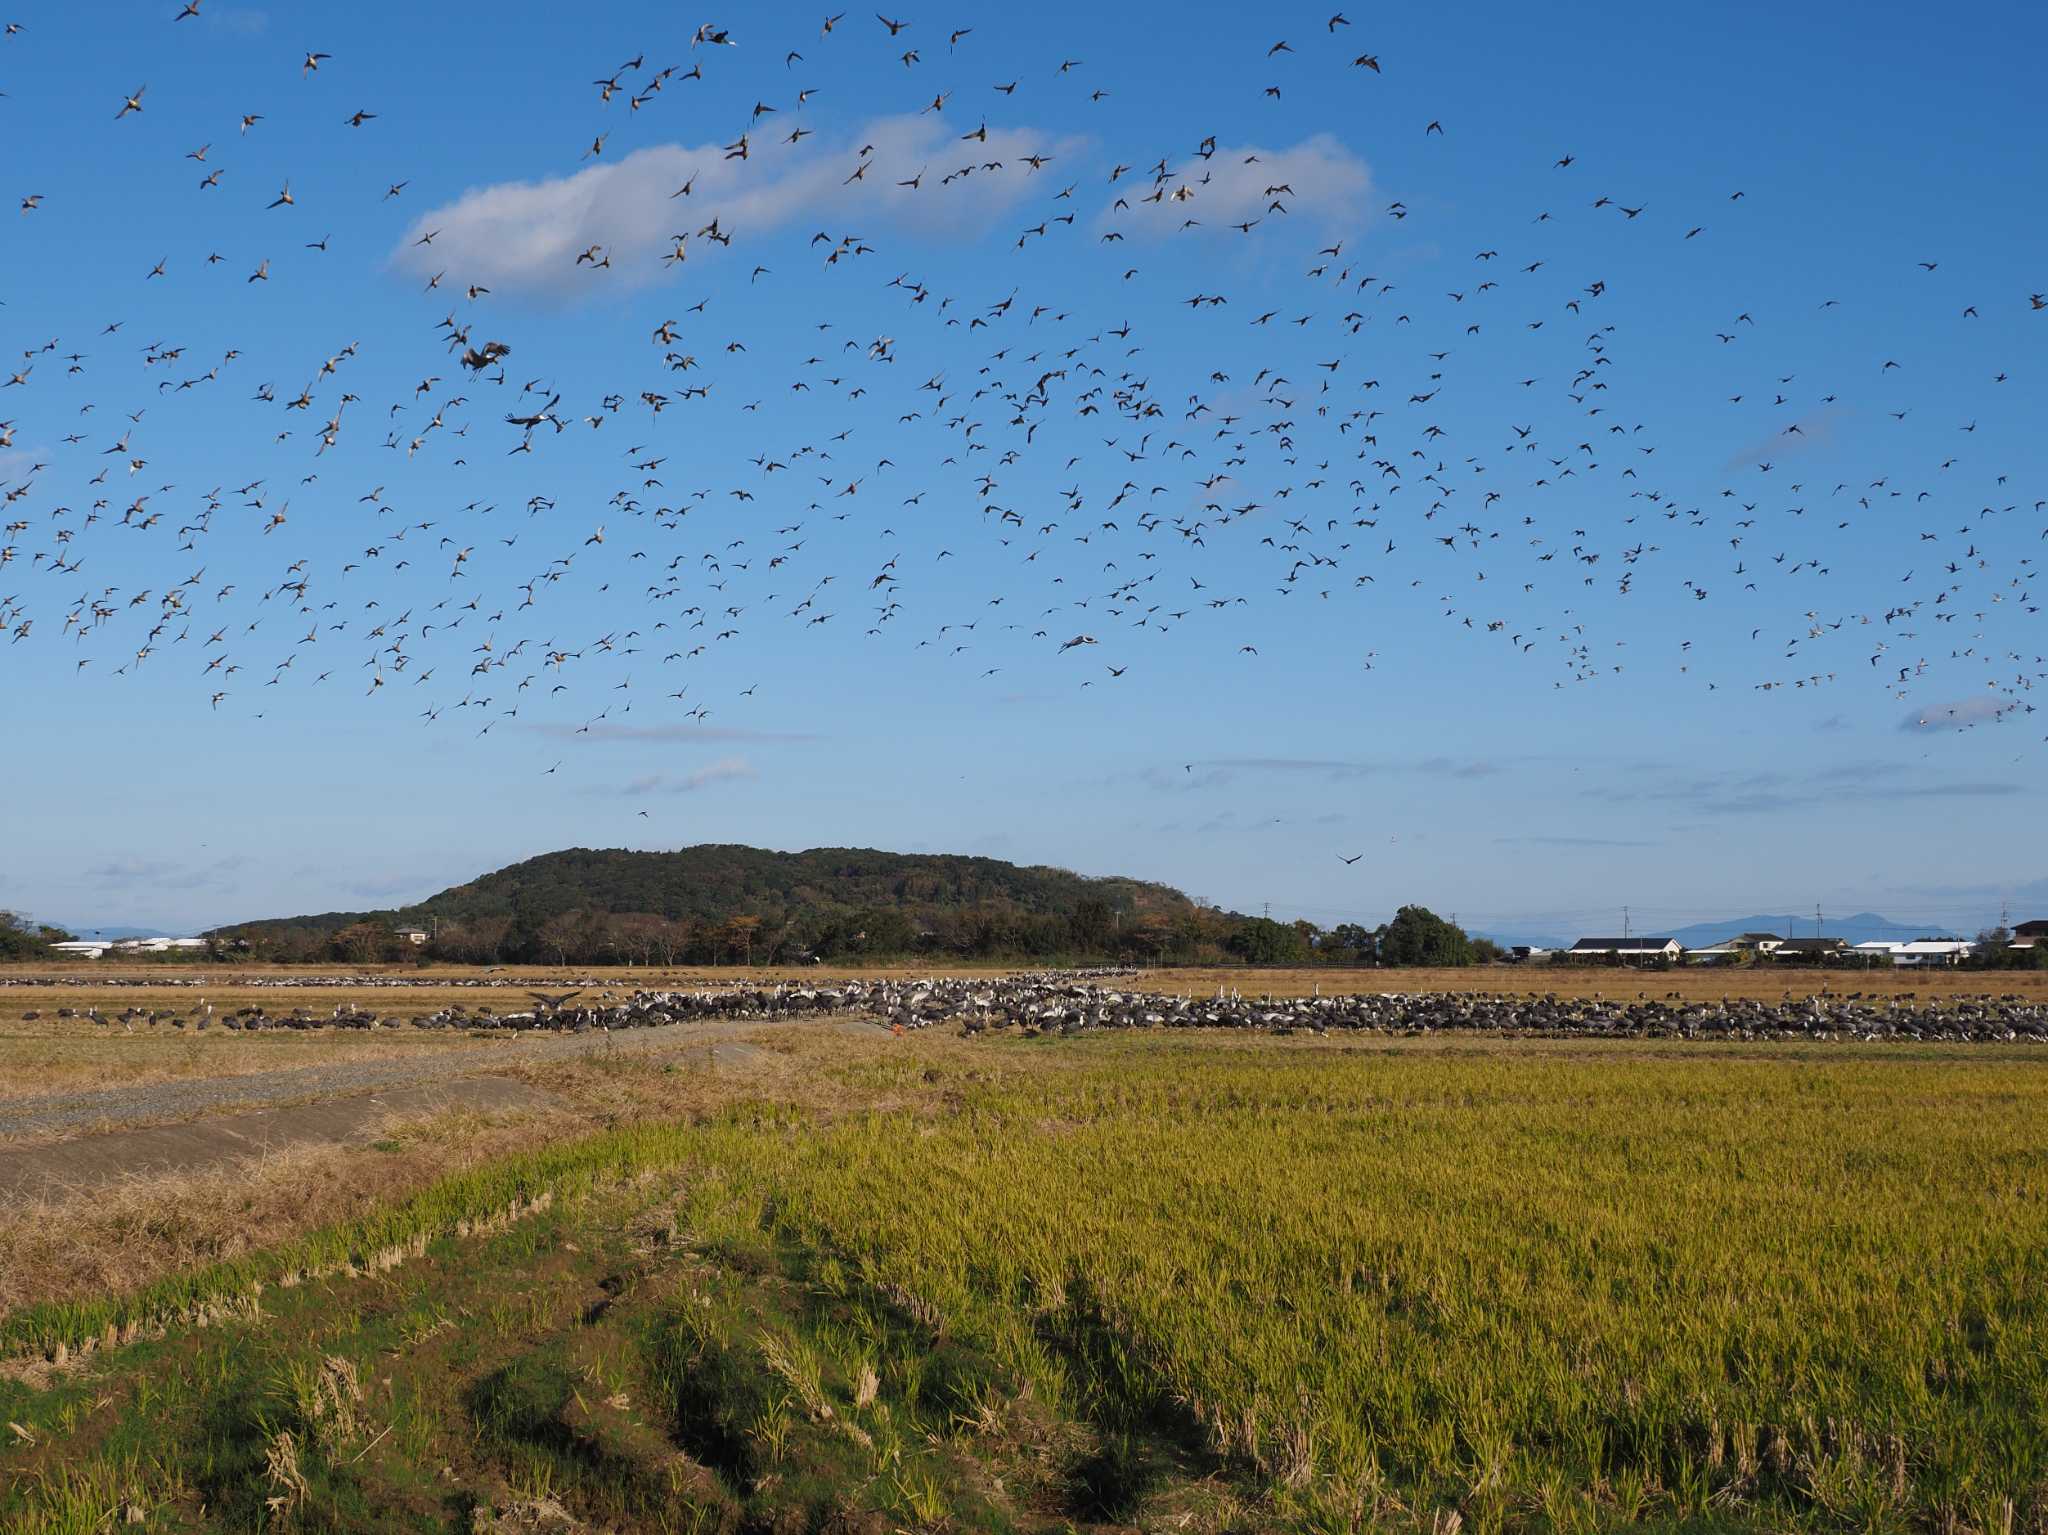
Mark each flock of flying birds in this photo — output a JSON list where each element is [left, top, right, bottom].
[[2, 6, 2044, 776]]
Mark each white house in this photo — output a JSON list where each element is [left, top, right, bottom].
[[49, 939, 113, 958], [1891, 940, 1975, 967], [1569, 937, 1683, 961], [393, 926, 430, 946], [1689, 933, 1790, 963]]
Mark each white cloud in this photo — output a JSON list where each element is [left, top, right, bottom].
[[1096, 134, 1372, 238], [621, 757, 758, 795], [391, 115, 1084, 295]]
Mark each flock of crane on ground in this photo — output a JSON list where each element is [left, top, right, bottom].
[[21, 969, 2046, 1044]]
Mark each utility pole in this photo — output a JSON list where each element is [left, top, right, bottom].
[[1263, 901, 1271, 921], [1815, 902, 1822, 940], [1622, 904, 1630, 939]]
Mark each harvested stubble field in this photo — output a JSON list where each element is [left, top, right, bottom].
[[6, 961, 2045, 1102], [0, 964, 1003, 1100], [1136, 964, 2048, 1004], [3, 1025, 2045, 1534]]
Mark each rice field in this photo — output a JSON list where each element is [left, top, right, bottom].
[[6, 960, 2044, 1101], [4, 1031, 2043, 1532]]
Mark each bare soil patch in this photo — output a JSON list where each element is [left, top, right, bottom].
[[0, 1075, 563, 1198]]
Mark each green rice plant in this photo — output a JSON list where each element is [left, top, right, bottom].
[[271, 1353, 363, 1455], [755, 1326, 830, 1421], [4, 1456, 147, 1535], [747, 1395, 795, 1466], [888, 1463, 949, 1526]]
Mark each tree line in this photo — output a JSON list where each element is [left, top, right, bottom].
[[221, 902, 1499, 968], [0, 910, 72, 960]]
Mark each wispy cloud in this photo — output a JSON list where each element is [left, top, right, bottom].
[[84, 855, 250, 891], [1097, 134, 1371, 238], [340, 872, 441, 902], [1885, 874, 2048, 916], [392, 115, 1083, 296], [1421, 756, 1500, 780], [1597, 766, 2022, 817], [1899, 696, 2017, 732], [1495, 835, 1654, 849], [1210, 756, 1377, 776], [1723, 405, 1846, 471], [619, 757, 757, 796], [525, 721, 816, 744], [204, 5, 269, 35], [1151, 754, 1501, 790]]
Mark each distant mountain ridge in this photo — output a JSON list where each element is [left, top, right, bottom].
[[216, 845, 1196, 938], [1666, 913, 1962, 946], [1472, 913, 1961, 950]]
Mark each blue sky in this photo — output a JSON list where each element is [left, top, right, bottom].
[[1, 0, 2043, 939]]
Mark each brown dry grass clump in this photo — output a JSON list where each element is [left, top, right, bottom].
[[0, 1026, 499, 1103], [0, 1025, 907, 1318], [0, 1105, 575, 1317]]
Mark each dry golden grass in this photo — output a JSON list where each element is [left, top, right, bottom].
[[0, 1102, 576, 1317], [0, 965, 898, 1100], [0, 1021, 523, 1102], [0, 1023, 904, 1317]]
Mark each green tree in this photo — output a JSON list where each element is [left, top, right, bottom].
[[1323, 923, 1378, 965], [1069, 896, 1115, 954], [1374, 905, 1476, 966], [1227, 916, 1310, 964], [331, 920, 399, 965], [0, 910, 59, 960]]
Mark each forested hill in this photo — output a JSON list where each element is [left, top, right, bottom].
[[214, 845, 1200, 962], [425, 846, 1191, 926]]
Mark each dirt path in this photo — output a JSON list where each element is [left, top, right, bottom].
[[0, 1076, 567, 1199], [0, 1015, 879, 1151]]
